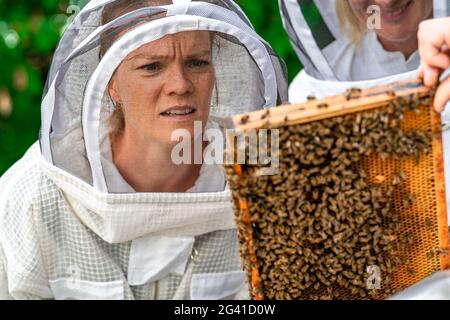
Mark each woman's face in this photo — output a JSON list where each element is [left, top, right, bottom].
[[108, 31, 215, 146], [348, 0, 433, 43]]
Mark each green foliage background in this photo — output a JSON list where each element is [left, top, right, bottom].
[[0, 0, 302, 175]]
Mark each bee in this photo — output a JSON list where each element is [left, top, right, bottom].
[[240, 114, 250, 124], [402, 194, 416, 208], [386, 90, 396, 97], [422, 218, 435, 232], [407, 267, 417, 277], [260, 109, 270, 120], [392, 171, 407, 186], [345, 87, 362, 100]]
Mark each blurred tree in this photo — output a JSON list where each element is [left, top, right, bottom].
[[235, 0, 301, 81], [0, 0, 69, 175], [0, 0, 302, 175]]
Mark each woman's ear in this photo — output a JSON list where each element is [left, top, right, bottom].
[[108, 75, 120, 104]]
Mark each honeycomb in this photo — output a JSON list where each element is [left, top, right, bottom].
[[224, 84, 450, 300]]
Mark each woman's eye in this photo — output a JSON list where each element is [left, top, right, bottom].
[[140, 62, 161, 72], [188, 59, 210, 68]]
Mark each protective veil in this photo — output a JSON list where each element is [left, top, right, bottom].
[[0, 0, 287, 299]]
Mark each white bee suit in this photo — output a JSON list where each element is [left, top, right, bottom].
[[279, 0, 450, 299], [0, 0, 288, 300]]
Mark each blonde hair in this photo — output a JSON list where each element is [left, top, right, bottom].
[[335, 0, 367, 46]]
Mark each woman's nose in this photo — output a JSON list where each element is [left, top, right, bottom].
[[165, 64, 194, 96]]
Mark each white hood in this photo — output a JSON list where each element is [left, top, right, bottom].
[[37, 0, 288, 243]]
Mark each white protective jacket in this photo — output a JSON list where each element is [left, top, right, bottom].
[[0, 0, 288, 300]]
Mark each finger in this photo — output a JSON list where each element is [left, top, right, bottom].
[[418, 30, 444, 63], [433, 76, 450, 112], [418, 20, 450, 68], [426, 52, 450, 70], [422, 65, 440, 87]]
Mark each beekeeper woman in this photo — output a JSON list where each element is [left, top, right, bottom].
[[0, 0, 287, 299], [279, 0, 448, 102]]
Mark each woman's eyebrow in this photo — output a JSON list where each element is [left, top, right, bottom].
[[186, 49, 212, 58], [127, 53, 169, 61], [129, 49, 212, 61]]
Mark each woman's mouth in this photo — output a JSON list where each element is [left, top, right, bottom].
[[379, 0, 412, 22], [160, 106, 197, 121]]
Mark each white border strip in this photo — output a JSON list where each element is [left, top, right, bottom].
[[40, 77, 57, 163], [283, 0, 336, 80]]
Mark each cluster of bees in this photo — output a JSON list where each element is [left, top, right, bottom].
[[225, 93, 433, 300]]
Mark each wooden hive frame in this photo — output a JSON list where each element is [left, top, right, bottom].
[[224, 79, 450, 300]]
